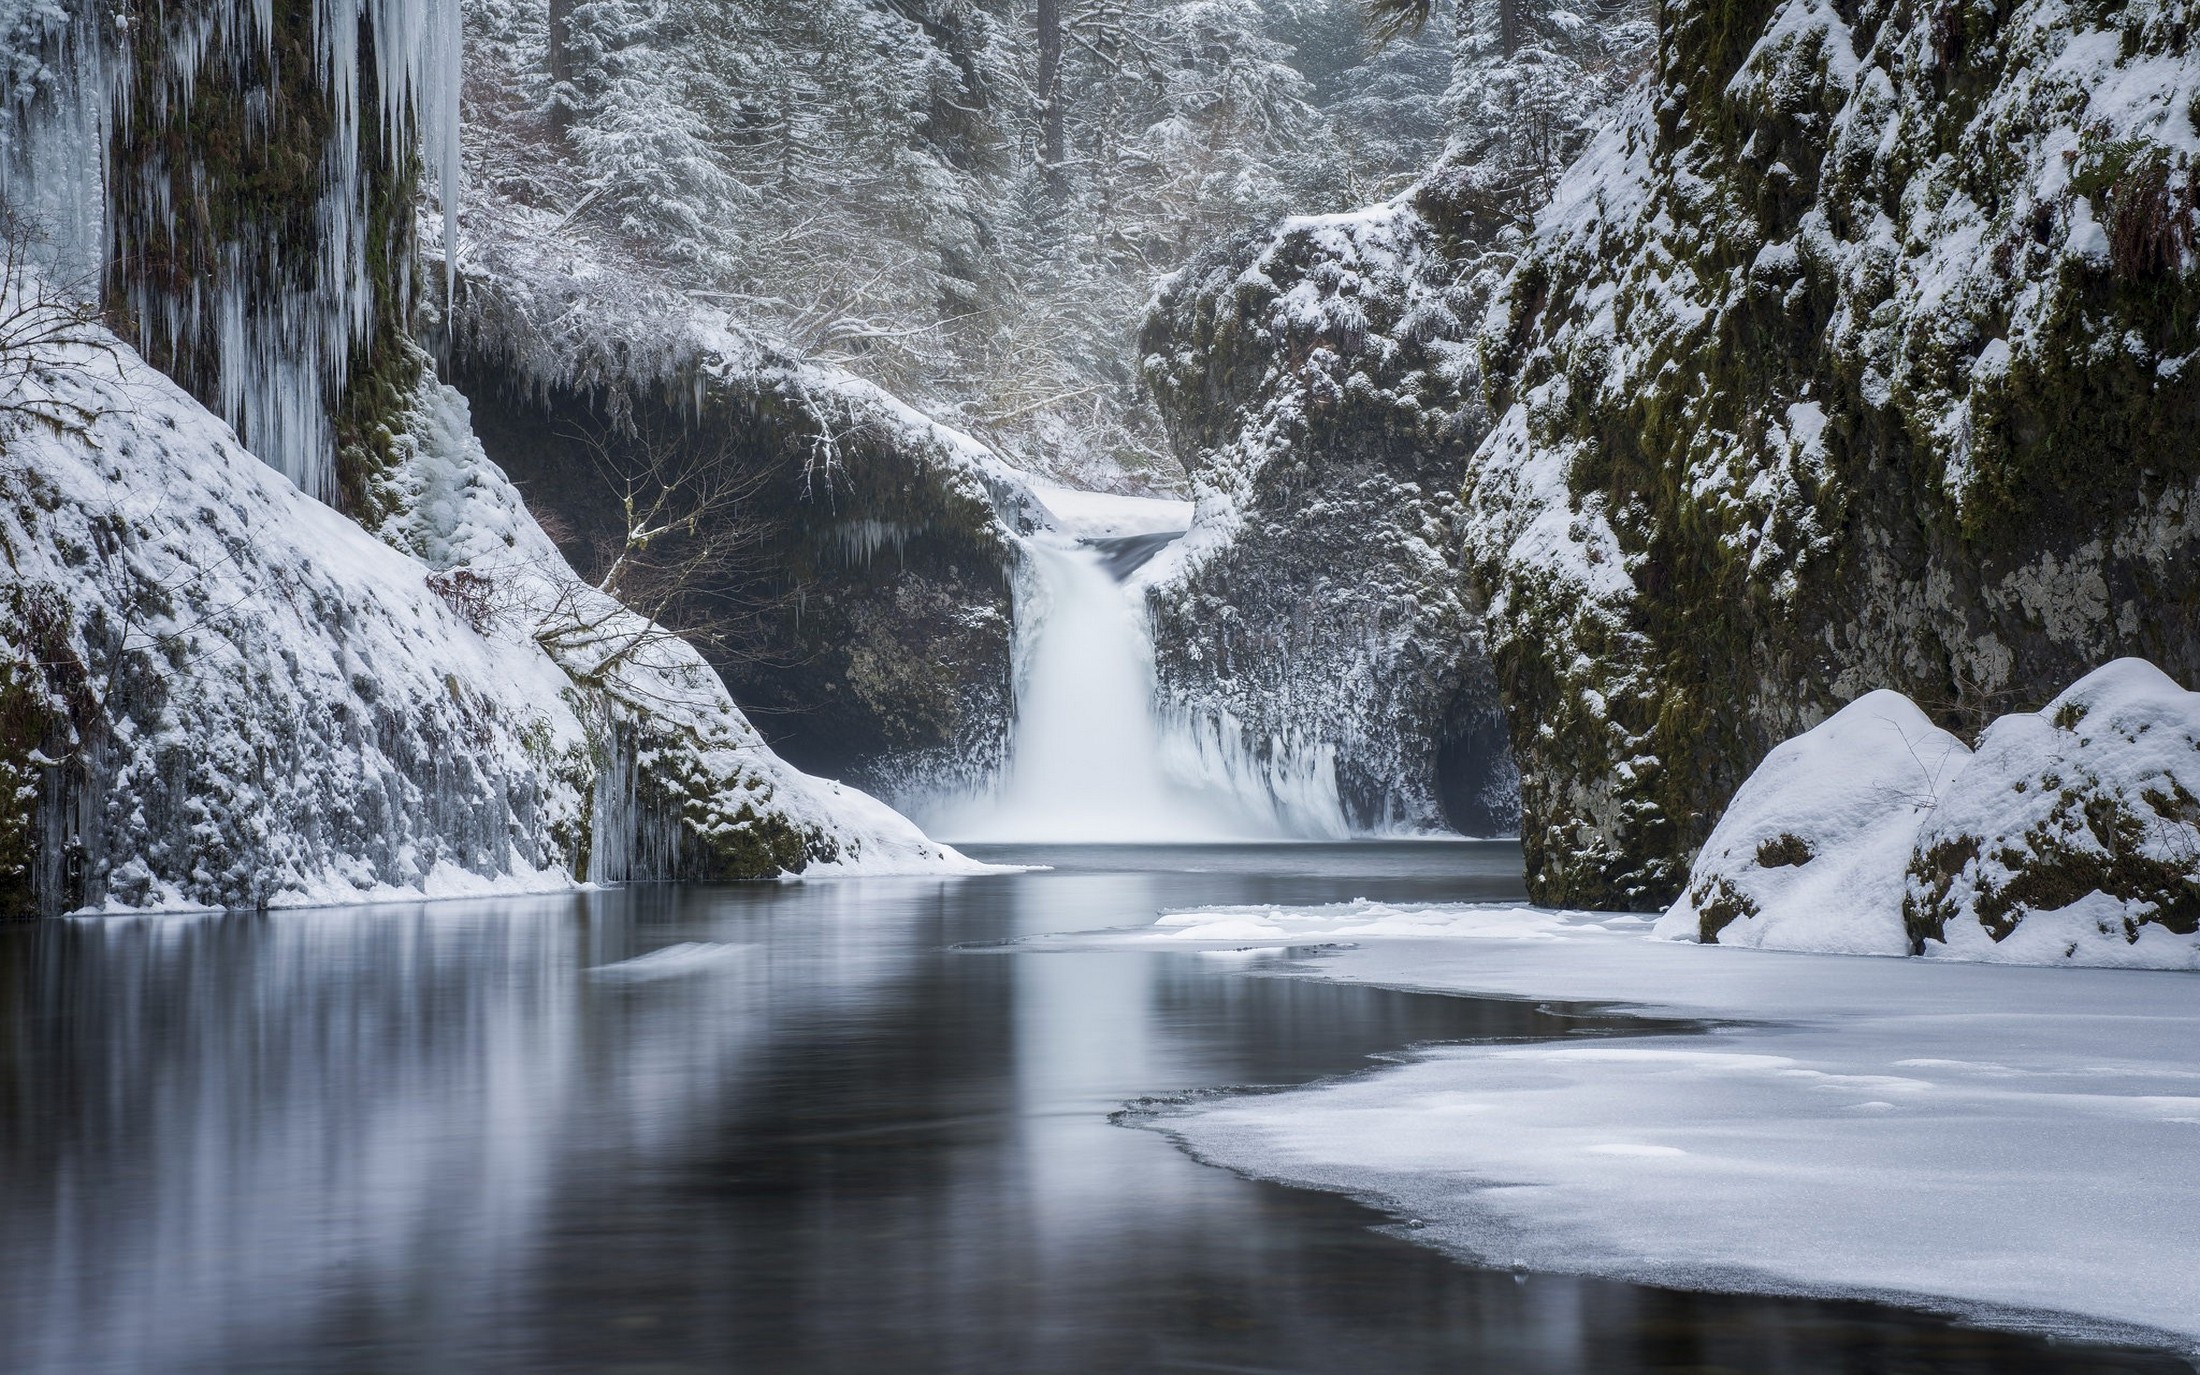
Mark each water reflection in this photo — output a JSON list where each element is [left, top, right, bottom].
[[0, 843, 2185, 1373]]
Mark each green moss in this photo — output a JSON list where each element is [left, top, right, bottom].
[[1693, 876, 1758, 943], [108, 0, 424, 508], [1469, 0, 2200, 909]]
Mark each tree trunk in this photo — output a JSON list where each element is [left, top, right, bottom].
[[548, 0, 576, 135], [1036, 0, 1067, 195], [1497, 0, 1523, 57]]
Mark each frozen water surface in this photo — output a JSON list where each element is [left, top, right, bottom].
[[1087, 901, 2200, 1354], [0, 844, 2188, 1373]]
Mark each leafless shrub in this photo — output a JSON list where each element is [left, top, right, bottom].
[[514, 415, 789, 700], [426, 567, 500, 634], [0, 223, 119, 439]]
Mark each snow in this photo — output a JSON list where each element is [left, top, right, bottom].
[[1027, 480, 1192, 539], [1078, 902, 2200, 1353], [1655, 663, 2200, 968], [366, 368, 991, 885], [1654, 690, 1970, 954], [2, 310, 594, 911], [0, 290, 981, 912], [1909, 659, 2200, 969]]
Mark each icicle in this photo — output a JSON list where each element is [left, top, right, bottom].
[[4, 0, 465, 503], [0, 0, 112, 291]]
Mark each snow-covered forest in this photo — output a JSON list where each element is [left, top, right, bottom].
[[6, 0, 2200, 1365], [454, 0, 1646, 489]]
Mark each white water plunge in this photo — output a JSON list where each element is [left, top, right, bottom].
[[933, 540, 1278, 844]]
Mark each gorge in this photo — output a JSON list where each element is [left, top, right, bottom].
[[3, 0, 2199, 1366]]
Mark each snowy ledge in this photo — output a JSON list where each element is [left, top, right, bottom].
[[1047, 902, 2200, 1354]]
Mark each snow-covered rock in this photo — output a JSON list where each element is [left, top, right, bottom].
[[1906, 659, 2200, 969], [1469, 0, 2200, 908], [0, 312, 977, 916], [438, 206, 1045, 808], [1662, 661, 2200, 968], [1655, 691, 1970, 954], [1139, 194, 1519, 836]]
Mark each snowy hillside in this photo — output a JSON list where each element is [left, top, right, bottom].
[[0, 303, 977, 915]]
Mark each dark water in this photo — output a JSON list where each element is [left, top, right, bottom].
[[1083, 530, 1184, 581], [0, 842, 2186, 1374]]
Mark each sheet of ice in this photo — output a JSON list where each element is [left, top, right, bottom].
[[587, 943, 754, 981], [1028, 482, 1194, 538], [1093, 903, 2200, 1352]]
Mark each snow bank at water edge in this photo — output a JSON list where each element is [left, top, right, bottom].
[[1658, 660, 2200, 969], [1077, 903, 2200, 1353]]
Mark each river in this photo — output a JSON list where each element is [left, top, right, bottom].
[[0, 842, 2182, 1372]]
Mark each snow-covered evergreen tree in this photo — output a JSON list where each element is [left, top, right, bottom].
[[457, 0, 1467, 490]]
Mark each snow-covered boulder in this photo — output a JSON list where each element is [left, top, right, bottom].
[[1664, 661, 2200, 968], [1655, 691, 1969, 954], [1904, 660, 2200, 970], [0, 313, 974, 916]]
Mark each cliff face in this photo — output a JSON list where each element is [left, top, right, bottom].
[[0, 0, 974, 915], [1471, 0, 2200, 906], [437, 210, 1043, 808], [1139, 182, 1524, 835]]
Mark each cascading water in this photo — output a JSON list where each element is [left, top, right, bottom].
[[932, 539, 1268, 844]]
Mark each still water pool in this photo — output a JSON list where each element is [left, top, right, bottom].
[[0, 843, 2183, 1372]]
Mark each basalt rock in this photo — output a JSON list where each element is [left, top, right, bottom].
[[1470, 0, 2200, 907], [1139, 177, 1527, 835]]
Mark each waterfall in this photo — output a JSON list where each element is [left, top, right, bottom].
[[931, 539, 1271, 844]]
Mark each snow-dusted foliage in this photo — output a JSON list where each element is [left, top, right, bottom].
[[1470, 0, 2200, 907], [1437, 0, 1653, 188], [1657, 661, 2200, 968], [1655, 691, 1970, 953], [1906, 660, 2200, 968], [454, 0, 1452, 492], [0, 297, 976, 915]]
